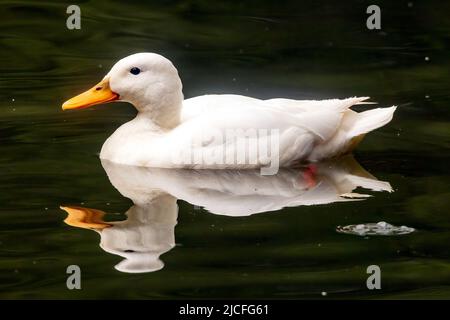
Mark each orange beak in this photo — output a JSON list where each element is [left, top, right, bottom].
[[62, 77, 119, 110]]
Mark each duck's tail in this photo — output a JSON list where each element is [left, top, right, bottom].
[[307, 99, 397, 161], [342, 105, 397, 153], [346, 106, 397, 138]]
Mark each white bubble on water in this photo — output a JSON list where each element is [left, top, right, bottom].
[[337, 222, 415, 236]]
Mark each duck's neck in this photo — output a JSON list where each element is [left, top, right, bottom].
[[133, 92, 183, 130], [135, 104, 180, 130]]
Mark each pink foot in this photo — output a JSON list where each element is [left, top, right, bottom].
[[303, 164, 317, 188]]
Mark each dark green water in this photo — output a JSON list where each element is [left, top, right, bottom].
[[1, 0, 449, 299]]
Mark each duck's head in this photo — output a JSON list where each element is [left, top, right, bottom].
[[62, 53, 183, 126]]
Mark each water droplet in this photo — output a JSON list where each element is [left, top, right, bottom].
[[425, 56, 430, 61]]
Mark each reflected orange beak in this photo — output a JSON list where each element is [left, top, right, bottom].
[[62, 77, 119, 110], [60, 205, 112, 230]]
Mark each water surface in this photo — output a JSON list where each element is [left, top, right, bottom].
[[0, 0, 449, 299]]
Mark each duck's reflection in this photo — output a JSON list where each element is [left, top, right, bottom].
[[60, 156, 392, 273]]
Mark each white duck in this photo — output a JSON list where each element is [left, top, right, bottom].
[[62, 53, 396, 170]]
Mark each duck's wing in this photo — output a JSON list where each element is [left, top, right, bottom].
[[168, 105, 327, 168], [175, 95, 394, 166]]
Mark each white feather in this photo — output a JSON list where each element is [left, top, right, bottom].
[[346, 106, 397, 138]]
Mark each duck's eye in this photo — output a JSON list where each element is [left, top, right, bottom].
[[130, 67, 141, 75]]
